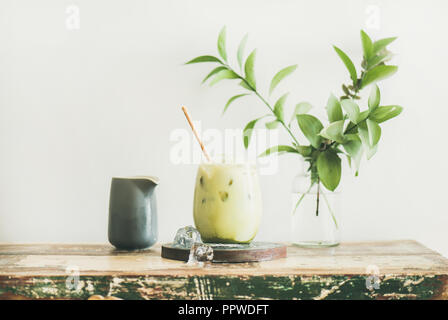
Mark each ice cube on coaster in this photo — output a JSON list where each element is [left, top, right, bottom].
[[173, 226, 202, 248], [187, 242, 214, 266]]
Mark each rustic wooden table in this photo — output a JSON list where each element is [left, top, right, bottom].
[[0, 240, 447, 300]]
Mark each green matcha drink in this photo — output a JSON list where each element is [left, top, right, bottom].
[[193, 160, 262, 243]]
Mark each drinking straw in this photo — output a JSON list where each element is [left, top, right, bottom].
[[181, 106, 211, 162]]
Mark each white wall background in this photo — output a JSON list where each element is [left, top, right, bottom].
[[1, 0, 447, 256]]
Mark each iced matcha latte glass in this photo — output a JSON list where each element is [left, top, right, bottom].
[[193, 159, 262, 243]]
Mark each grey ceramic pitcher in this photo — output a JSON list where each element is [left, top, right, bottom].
[[108, 176, 159, 250]]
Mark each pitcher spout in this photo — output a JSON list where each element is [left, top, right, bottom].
[[112, 175, 159, 194], [132, 176, 159, 186], [132, 176, 159, 194]]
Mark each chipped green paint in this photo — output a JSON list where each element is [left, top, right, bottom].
[[1, 242, 447, 300], [1, 274, 447, 300]]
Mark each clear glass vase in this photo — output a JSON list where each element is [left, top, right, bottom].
[[291, 168, 340, 248]]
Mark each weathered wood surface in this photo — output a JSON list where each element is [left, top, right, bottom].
[[0, 240, 447, 300]]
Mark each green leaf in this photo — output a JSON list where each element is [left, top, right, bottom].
[[346, 154, 352, 168], [340, 99, 361, 124], [333, 147, 344, 154], [333, 46, 357, 84], [217, 26, 227, 62], [243, 117, 265, 148], [360, 30, 373, 60], [296, 145, 312, 156], [202, 66, 227, 84], [269, 65, 298, 95], [186, 55, 222, 64], [368, 84, 380, 111], [265, 120, 279, 129], [358, 121, 369, 143], [273, 93, 289, 122], [209, 69, 239, 86], [223, 94, 249, 115], [296, 114, 324, 149], [373, 37, 397, 54], [344, 121, 358, 134], [319, 120, 345, 143], [237, 34, 248, 70], [239, 80, 253, 91], [361, 65, 398, 88], [358, 110, 370, 123], [369, 105, 403, 123], [366, 144, 378, 159], [289, 102, 312, 125], [244, 49, 257, 89], [326, 94, 343, 122], [358, 122, 377, 159], [367, 51, 393, 69], [366, 119, 381, 146], [295, 102, 312, 114], [342, 134, 363, 173], [259, 145, 298, 157], [317, 150, 341, 191]]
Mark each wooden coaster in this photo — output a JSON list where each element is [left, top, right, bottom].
[[161, 242, 287, 263]]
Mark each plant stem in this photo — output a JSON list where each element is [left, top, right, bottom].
[[253, 90, 301, 147], [292, 181, 315, 216], [223, 64, 301, 147], [321, 191, 339, 229], [316, 179, 320, 216]]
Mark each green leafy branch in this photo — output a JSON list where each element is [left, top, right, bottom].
[[186, 27, 300, 149], [334, 30, 398, 100], [186, 27, 403, 197]]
